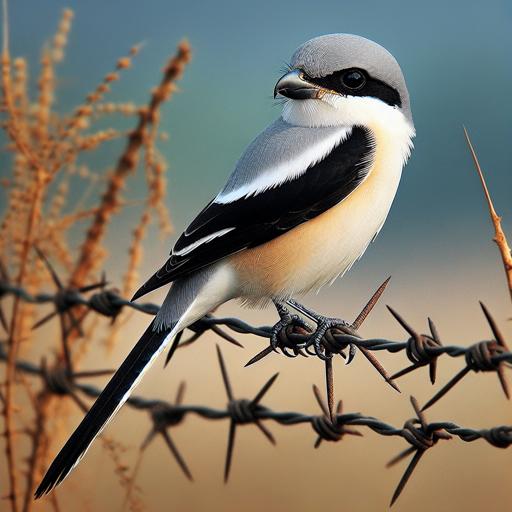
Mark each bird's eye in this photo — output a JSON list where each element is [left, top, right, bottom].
[[341, 69, 366, 90]]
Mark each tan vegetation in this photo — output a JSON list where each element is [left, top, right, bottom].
[[0, 6, 190, 511], [0, 5, 510, 512]]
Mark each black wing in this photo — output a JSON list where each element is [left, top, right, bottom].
[[132, 127, 373, 300]]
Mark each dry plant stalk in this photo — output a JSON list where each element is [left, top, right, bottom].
[[0, 7, 508, 512], [464, 127, 512, 304], [71, 40, 191, 289], [0, 5, 190, 511]]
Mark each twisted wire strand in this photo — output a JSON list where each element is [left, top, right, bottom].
[[1, 279, 511, 505], [0, 341, 510, 448], [2, 280, 511, 365]]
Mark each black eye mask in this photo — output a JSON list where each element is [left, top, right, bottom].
[[305, 68, 402, 108]]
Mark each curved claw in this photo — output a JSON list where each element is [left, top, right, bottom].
[[298, 348, 309, 358], [345, 344, 357, 365], [305, 344, 317, 356], [307, 322, 330, 352], [282, 346, 299, 358], [305, 314, 351, 360], [315, 341, 330, 361], [270, 304, 310, 355]]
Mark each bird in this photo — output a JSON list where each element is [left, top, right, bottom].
[[35, 33, 415, 497]]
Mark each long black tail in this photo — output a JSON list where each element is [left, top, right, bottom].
[[35, 320, 172, 498]]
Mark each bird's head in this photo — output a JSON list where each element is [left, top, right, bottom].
[[275, 34, 413, 131]]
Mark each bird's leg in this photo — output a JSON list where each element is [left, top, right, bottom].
[[270, 299, 310, 353], [286, 299, 351, 359]]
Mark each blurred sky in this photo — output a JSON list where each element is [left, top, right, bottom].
[[4, 1, 512, 511], [8, 0, 512, 293]]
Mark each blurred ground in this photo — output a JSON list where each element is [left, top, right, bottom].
[[2, 1, 511, 510], [32, 267, 512, 512]]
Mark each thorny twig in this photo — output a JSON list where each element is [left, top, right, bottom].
[[464, 127, 512, 304]]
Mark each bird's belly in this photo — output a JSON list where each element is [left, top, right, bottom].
[[230, 154, 403, 303]]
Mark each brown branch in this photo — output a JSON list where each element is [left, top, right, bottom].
[[464, 127, 512, 304], [70, 40, 192, 288], [1, 0, 44, 507], [21, 390, 52, 512]]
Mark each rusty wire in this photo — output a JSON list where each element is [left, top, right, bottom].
[[2, 273, 511, 410], [0, 341, 511, 505], [1, 271, 512, 505]]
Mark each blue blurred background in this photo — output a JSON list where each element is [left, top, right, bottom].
[[12, 0, 512, 245], [6, 2, 512, 511]]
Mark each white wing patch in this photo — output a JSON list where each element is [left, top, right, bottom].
[[214, 127, 352, 204], [173, 227, 236, 257]]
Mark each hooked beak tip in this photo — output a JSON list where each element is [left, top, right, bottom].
[[274, 69, 320, 101]]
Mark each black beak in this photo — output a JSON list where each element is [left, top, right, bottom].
[[274, 69, 321, 100]]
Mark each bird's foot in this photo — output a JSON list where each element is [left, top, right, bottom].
[[286, 299, 352, 360], [308, 316, 352, 360], [271, 301, 311, 356]]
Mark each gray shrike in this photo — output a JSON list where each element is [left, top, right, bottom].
[[36, 33, 414, 496]]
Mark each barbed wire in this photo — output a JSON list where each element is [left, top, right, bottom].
[[0, 340, 511, 506], [1, 266, 511, 506], [2, 272, 511, 411]]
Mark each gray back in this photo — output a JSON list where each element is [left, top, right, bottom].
[[218, 118, 348, 198]]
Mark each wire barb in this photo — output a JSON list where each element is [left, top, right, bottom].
[[388, 396, 451, 506], [421, 304, 510, 411], [311, 385, 362, 447], [139, 382, 192, 480], [216, 346, 278, 482], [246, 278, 399, 416], [388, 307, 442, 384], [0, 276, 511, 504]]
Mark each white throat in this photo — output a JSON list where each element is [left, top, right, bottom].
[[282, 94, 415, 166]]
